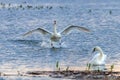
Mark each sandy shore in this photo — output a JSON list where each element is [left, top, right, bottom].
[[0, 65, 120, 80]]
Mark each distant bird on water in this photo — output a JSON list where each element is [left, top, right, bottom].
[[109, 10, 112, 14], [89, 46, 107, 70], [23, 21, 90, 47]]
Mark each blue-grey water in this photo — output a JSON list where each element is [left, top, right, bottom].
[[0, 0, 120, 79]]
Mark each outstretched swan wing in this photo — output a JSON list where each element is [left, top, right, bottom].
[[23, 28, 52, 37], [60, 25, 90, 35]]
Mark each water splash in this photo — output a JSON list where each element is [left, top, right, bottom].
[[41, 41, 51, 48], [41, 40, 67, 48]]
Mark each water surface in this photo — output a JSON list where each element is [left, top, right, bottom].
[[0, 0, 120, 79]]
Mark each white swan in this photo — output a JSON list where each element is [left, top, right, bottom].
[[89, 46, 107, 70], [23, 21, 90, 47]]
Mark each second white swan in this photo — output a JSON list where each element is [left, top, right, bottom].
[[89, 46, 107, 70]]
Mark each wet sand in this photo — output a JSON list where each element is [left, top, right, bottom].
[[26, 70, 120, 80], [0, 65, 120, 80]]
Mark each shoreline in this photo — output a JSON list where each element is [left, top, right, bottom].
[[0, 66, 120, 80], [1, 70, 120, 80]]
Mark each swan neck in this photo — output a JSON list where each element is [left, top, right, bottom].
[[54, 24, 57, 34], [99, 48, 104, 56]]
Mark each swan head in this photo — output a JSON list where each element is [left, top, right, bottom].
[[92, 46, 102, 53], [54, 20, 56, 25]]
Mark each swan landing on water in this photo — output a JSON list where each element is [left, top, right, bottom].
[[23, 21, 90, 47], [89, 46, 107, 71]]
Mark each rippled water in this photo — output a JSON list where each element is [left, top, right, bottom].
[[0, 0, 120, 79]]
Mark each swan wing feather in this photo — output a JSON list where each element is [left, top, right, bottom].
[[60, 25, 90, 35], [90, 53, 100, 64], [23, 28, 52, 37]]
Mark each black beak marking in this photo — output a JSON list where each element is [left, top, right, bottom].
[[92, 48, 96, 53]]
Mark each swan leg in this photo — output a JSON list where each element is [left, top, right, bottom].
[[59, 40, 62, 47], [51, 43, 53, 47], [50, 41, 54, 48], [59, 42, 61, 46]]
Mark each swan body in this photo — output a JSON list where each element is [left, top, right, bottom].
[[23, 21, 90, 47], [50, 33, 61, 42], [89, 46, 107, 70]]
